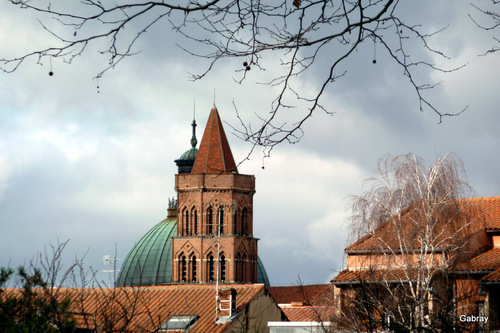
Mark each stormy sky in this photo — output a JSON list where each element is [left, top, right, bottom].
[[1, 1, 499, 286]]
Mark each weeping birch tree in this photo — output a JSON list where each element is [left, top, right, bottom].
[[343, 153, 483, 332]]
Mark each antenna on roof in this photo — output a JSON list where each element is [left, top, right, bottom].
[[101, 255, 121, 288], [213, 88, 216, 108]]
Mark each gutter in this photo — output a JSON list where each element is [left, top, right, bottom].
[[450, 270, 494, 275], [331, 279, 413, 286], [345, 247, 449, 255]]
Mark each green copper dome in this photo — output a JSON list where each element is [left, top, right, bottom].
[[178, 147, 198, 161], [116, 215, 177, 287], [116, 215, 270, 287], [256, 257, 270, 286]]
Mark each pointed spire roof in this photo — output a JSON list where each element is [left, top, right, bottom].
[[191, 107, 238, 174]]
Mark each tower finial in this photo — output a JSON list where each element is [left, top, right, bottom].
[[191, 100, 198, 148], [193, 99, 196, 121], [213, 88, 216, 108]]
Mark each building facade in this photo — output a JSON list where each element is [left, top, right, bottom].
[[116, 106, 268, 287], [172, 106, 259, 284], [331, 196, 500, 332]]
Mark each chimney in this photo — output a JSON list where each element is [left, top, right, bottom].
[[218, 288, 236, 317]]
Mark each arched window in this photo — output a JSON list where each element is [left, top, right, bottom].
[[193, 209, 198, 235], [218, 208, 224, 235], [208, 208, 213, 235], [181, 255, 187, 282], [242, 253, 248, 282], [234, 210, 238, 235], [184, 210, 189, 236], [192, 256, 197, 282], [241, 208, 247, 235], [208, 255, 215, 282], [236, 253, 243, 282], [220, 255, 226, 282]]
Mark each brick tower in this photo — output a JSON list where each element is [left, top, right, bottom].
[[172, 106, 258, 284]]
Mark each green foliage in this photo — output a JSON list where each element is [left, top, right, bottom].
[[0, 266, 76, 333]]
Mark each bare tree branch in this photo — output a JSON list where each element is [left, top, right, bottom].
[[470, 1, 500, 55], [340, 153, 480, 332], [1, 0, 476, 158]]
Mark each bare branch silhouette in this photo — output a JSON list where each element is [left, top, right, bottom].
[[1, 1, 475, 156]]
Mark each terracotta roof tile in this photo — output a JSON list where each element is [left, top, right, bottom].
[[482, 267, 500, 282], [266, 285, 336, 322], [191, 107, 238, 174], [281, 306, 336, 322], [454, 248, 500, 272], [469, 196, 500, 231], [3, 284, 265, 332], [266, 284, 335, 306], [347, 197, 500, 252], [331, 269, 419, 284]]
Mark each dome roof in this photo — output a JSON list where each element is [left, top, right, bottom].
[[178, 147, 198, 161], [116, 216, 177, 287], [174, 147, 198, 174], [116, 216, 270, 287]]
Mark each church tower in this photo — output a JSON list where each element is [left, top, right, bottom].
[[172, 106, 258, 284]]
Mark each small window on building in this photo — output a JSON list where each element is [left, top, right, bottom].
[[233, 210, 237, 235], [193, 209, 198, 235], [209, 255, 215, 282], [192, 256, 197, 282], [241, 208, 248, 235], [218, 208, 224, 235], [242, 253, 247, 282], [158, 315, 198, 332], [185, 210, 189, 235], [220, 255, 226, 281], [208, 208, 214, 235], [181, 256, 187, 282]]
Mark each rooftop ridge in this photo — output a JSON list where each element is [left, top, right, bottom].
[[466, 196, 500, 201], [346, 194, 500, 252], [19, 283, 266, 293]]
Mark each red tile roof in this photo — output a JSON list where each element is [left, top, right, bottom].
[[191, 107, 238, 174], [347, 197, 500, 252], [3, 284, 265, 332], [482, 267, 500, 282], [331, 269, 418, 284], [281, 306, 336, 322], [469, 196, 500, 231], [267, 284, 335, 306], [266, 285, 335, 322], [453, 248, 500, 272]]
